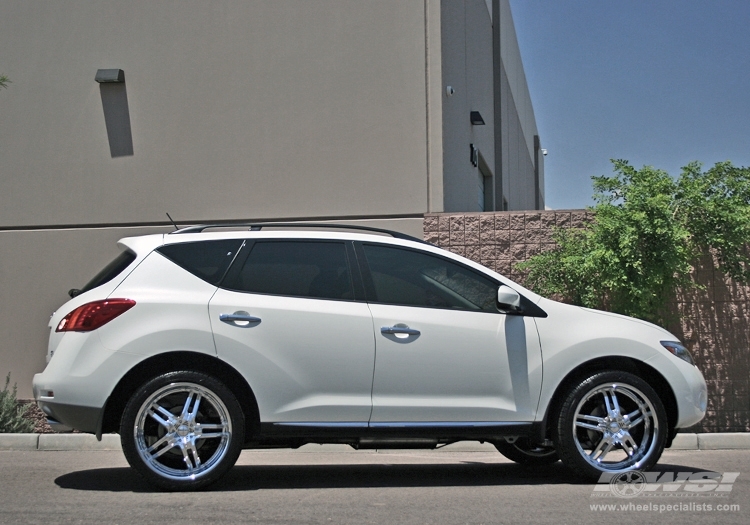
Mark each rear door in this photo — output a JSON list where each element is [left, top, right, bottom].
[[209, 240, 376, 424]]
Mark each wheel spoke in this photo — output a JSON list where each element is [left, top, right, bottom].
[[577, 414, 605, 423], [590, 437, 614, 462], [628, 413, 645, 428], [148, 405, 175, 428], [188, 440, 202, 468], [609, 389, 621, 414], [603, 389, 622, 417], [188, 394, 202, 423], [180, 391, 195, 420], [196, 423, 225, 430], [146, 433, 173, 454], [150, 437, 179, 459], [622, 433, 638, 456], [196, 431, 229, 440], [181, 444, 194, 472], [575, 421, 604, 432]]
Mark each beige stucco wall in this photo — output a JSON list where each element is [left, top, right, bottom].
[[0, 0, 443, 228]]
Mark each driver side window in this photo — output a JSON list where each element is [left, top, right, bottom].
[[361, 244, 498, 312]]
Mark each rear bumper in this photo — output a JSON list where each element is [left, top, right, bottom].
[[33, 382, 104, 435]]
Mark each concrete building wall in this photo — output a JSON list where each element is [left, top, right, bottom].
[[440, 0, 495, 213], [0, 0, 438, 228], [494, 0, 544, 210]]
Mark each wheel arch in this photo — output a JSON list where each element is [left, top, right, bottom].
[[540, 356, 678, 446], [100, 351, 260, 443]]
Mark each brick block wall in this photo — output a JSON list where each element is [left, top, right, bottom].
[[424, 210, 750, 433]]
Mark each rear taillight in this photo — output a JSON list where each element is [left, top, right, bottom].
[[56, 299, 136, 332]]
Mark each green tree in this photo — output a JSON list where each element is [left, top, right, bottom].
[[519, 160, 750, 324]]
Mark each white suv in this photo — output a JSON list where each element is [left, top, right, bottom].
[[33, 224, 707, 490]]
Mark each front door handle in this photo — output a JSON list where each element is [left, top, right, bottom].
[[381, 326, 420, 336], [220, 312, 261, 327]]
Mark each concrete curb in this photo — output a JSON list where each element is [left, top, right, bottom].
[[1, 433, 750, 452], [37, 433, 122, 451]]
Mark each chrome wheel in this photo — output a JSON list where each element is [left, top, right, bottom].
[[121, 371, 245, 490], [572, 382, 658, 471], [555, 371, 667, 479], [134, 382, 231, 480]]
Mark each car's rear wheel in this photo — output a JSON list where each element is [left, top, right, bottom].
[[494, 437, 559, 465], [120, 371, 245, 491], [554, 371, 667, 480]]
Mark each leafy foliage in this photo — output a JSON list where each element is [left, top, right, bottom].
[[0, 75, 9, 89], [0, 373, 34, 433], [519, 160, 750, 324]]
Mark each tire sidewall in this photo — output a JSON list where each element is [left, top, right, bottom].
[[120, 370, 245, 491]]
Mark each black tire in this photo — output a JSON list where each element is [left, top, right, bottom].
[[494, 437, 559, 465], [553, 370, 667, 480], [120, 371, 245, 491]]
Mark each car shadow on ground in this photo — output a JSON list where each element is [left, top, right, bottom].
[[54, 461, 712, 493]]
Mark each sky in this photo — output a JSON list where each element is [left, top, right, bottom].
[[508, 0, 750, 210]]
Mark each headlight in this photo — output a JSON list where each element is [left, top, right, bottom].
[[660, 341, 695, 366]]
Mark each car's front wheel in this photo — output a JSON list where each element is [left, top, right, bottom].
[[120, 371, 245, 491], [554, 371, 667, 480]]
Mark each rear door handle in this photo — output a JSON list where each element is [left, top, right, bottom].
[[220, 312, 261, 327], [381, 326, 420, 336]]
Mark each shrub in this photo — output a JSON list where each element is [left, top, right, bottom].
[[519, 160, 750, 324], [0, 373, 35, 433]]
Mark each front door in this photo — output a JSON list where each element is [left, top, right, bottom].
[[359, 243, 542, 423]]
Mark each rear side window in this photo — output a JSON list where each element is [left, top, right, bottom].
[[79, 250, 137, 295], [225, 241, 354, 301], [157, 240, 243, 285]]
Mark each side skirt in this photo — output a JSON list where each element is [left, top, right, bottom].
[[248, 421, 541, 449]]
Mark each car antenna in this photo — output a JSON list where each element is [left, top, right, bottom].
[[166, 212, 179, 231]]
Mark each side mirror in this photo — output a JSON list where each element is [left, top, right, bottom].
[[497, 285, 521, 311]]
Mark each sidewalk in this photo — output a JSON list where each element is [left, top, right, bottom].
[[1, 433, 749, 451]]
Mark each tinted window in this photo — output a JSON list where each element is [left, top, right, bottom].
[[228, 241, 353, 300], [79, 250, 137, 295], [362, 244, 498, 312], [158, 240, 242, 285]]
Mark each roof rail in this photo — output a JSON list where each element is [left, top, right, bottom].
[[171, 222, 429, 244]]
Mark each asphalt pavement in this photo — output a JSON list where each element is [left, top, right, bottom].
[[0, 446, 746, 525]]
